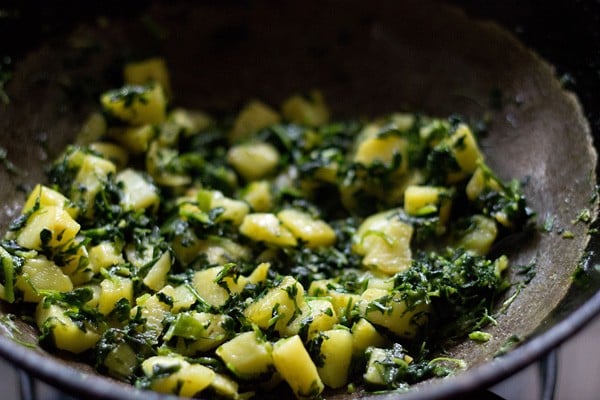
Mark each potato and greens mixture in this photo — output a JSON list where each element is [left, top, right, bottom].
[[0, 59, 532, 399]]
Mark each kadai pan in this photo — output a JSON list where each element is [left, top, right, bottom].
[[0, 1, 599, 399]]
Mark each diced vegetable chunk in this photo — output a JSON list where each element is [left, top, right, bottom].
[[239, 213, 297, 247], [16, 206, 80, 251], [284, 298, 337, 338], [272, 335, 324, 399], [36, 302, 100, 353], [281, 91, 329, 127], [98, 276, 133, 316], [358, 288, 429, 339], [216, 331, 274, 380], [116, 168, 160, 212], [101, 84, 167, 126], [15, 257, 73, 302], [141, 356, 215, 397], [244, 276, 305, 334], [142, 252, 171, 291], [404, 185, 452, 224], [192, 266, 230, 308], [457, 215, 498, 256], [354, 126, 409, 173], [227, 142, 280, 181], [22, 184, 78, 218], [351, 318, 388, 356], [316, 329, 353, 389], [166, 311, 232, 353], [277, 209, 336, 248], [229, 100, 280, 142], [353, 209, 413, 275]]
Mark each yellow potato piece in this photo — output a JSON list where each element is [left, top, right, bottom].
[[229, 100, 280, 142], [15, 257, 73, 303], [22, 184, 78, 219], [216, 331, 274, 380], [358, 288, 429, 339], [317, 329, 353, 389], [272, 335, 324, 399], [101, 84, 167, 126], [16, 206, 80, 251], [353, 209, 413, 275], [239, 213, 297, 247], [244, 276, 305, 333], [141, 356, 215, 397], [35, 302, 100, 354], [281, 91, 329, 127], [227, 142, 280, 181], [98, 276, 133, 316], [277, 209, 336, 248]]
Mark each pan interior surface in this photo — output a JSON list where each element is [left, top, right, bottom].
[[0, 1, 597, 399]]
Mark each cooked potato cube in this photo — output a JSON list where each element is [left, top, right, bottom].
[[284, 298, 337, 338], [76, 112, 107, 145], [211, 373, 242, 400], [98, 276, 133, 316], [351, 318, 387, 356], [167, 312, 232, 353], [216, 331, 274, 380], [172, 233, 250, 266], [239, 213, 297, 247], [103, 342, 138, 380], [229, 100, 280, 142], [316, 329, 353, 389], [444, 123, 484, 182], [169, 108, 212, 135], [352, 209, 413, 275], [244, 276, 305, 333], [199, 190, 250, 226], [227, 142, 280, 181], [101, 84, 167, 126], [116, 168, 160, 212], [72, 153, 117, 215], [272, 335, 324, 399], [277, 209, 336, 248], [358, 288, 429, 339], [142, 252, 171, 291], [141, 356, 215, 397], [88, 142, 129, 170], [133, 292, 171, 334], [457, 215, 498, 256], [192, 266, 231, 308], [281, 91, 329, 126], [22, 184, 78, 219], [354, 124, 409, 173], [362, 347, 389, 386], [109, 124, 155, 154], [15, 257, 73, 303], [363, 345, 413, 387], [307, 279, 359, 321], [404, 185, 452, 225], [16, 206, 80, 251], [163, 284, 196, 313], [145, 140, 191, 187], [241, 180, 273, 212], [35, 302, 100, 354], [88, 241, 124, 271]]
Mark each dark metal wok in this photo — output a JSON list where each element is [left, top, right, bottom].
[[0, 1, 599, 399]]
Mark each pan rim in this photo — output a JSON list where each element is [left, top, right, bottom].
[[0, 280, 599, 399]]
